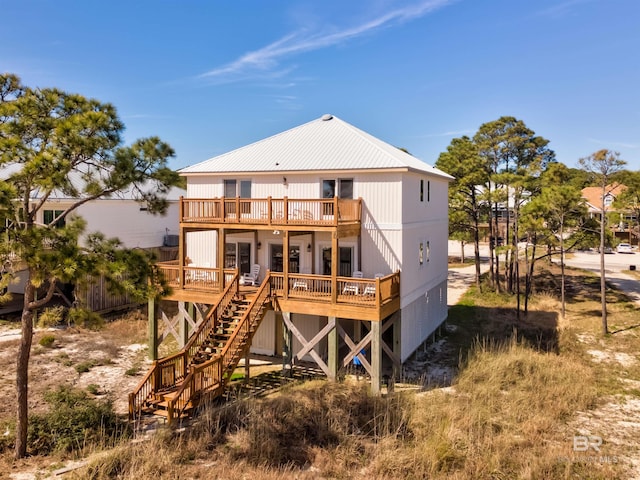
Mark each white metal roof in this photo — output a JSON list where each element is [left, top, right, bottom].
[[0, 164, 184, 201], [180, 114, 453, 180]]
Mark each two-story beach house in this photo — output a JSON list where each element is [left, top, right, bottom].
[[131, 114, 452, 423]]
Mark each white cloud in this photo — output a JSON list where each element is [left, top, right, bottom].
[[587, 138, 639, 150], [419, 129, 474, 138], [536, 0, 597, 19], [198, 0, 456, 83]]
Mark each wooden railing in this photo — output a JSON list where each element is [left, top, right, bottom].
[[158, 260, 235, 291], [128, 273, 240, 422], [156, 261, 401, 311], [166, 273, 273, 424], [271, 271, 400, 308], [180, 196, 361, 226]]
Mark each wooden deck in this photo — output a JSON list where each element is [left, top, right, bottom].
[[179, 197, 361, 236], [158, 264, 400, 321]]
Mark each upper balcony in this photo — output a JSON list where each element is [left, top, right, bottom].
[[180, 197, 361, 235]]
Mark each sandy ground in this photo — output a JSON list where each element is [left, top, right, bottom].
[[3, 257, 640, 478]]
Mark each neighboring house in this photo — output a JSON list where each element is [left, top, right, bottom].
[[150, 114, 453, 393], [581, 184, 636, 243], [581, 184, 627, 220], [7, 184, 184, 311]]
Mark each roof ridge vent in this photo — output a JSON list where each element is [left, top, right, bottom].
[[321, 114, 333, 121]]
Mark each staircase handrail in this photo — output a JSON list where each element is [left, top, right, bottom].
[[183, 272, 240, 363], [128, 272, 239, 421], [167, 273, 272, 424]]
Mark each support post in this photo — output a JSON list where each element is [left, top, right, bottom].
[[178, 302, 189, 348], [282, 312, 293, 377], [148, 297, 158, 361], [370, 320, 382, 395], [392, 312, 402, 380], [327, 317, 339, 380], [244, 348, 250, 384], [218, 228, 226, 288]]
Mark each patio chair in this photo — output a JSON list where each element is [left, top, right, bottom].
[[192, 262, 211, 282], [363, 273, 383, 297], [342, 271, 363, 295], [242, 264, 261, 286], [292, 279, 308, 291]]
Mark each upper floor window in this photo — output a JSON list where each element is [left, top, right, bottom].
[[420, 179, 430, 202], [44, 209, 65, 228], [224, 179, 252, 215], [604, 194, 613, 208], [224, 179, 252, 198], [322, 178, 353, 199]]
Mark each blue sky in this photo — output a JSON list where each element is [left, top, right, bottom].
[[2, 0, 639, 170]]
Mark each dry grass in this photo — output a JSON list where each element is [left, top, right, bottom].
[[69, 337, 621, 479], [5, 262, 640, 479]]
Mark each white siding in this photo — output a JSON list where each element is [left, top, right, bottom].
[[39, 199, 180, 250], [185, 230, 217, 267], [399, 278, 448, 362], [251, 310, 277, 356]]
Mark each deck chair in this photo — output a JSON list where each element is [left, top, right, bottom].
[[242, 264, 261, 286], [363, 273, 383, 297], [192, 262, 211, 282], [342, 271, 363, 295], [292, 279, 308, 291]]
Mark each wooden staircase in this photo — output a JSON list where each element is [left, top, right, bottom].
[[129, 273, 273, 425]]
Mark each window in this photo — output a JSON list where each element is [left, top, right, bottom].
[[322, 178, 353, 215], [339, 179, 353, 199], [224, 179, 252, 214], [322, 246, 353, 276], [225, 242, 251, 274], [322, 179, 353, 199], [44, 210, 65, 228], [427, 180, 430, 202], [420, 179, 424, 202], [604, 194, 613, 208], [419, 241, 430, 265]]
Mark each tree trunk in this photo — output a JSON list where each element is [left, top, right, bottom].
[[600, 212, 608, 335], [15, 281, 35, 459], [473, 212, 482, 291], [560, 221, 566, 319], [600, 185, 608, 335], [460, 241, 465, 263], [488, 210, 495, 288]]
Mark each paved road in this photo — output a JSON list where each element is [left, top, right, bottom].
[[447, 263, 489, 307], [447, 241, 640, 307], [563, 250, 640, 273]]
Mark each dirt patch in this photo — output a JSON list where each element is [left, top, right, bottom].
[[0, 319, 151, 420]]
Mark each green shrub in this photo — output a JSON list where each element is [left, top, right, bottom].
[[37, 305, 66, 328], [0, 421, 14, 453], [39, 334, 56, 348], [68, 307, 104, 330], [27, 386, 129, 455], [124, 366, 140, 376], [75, 361, 95, 373], [86, 384, 100, 395]]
